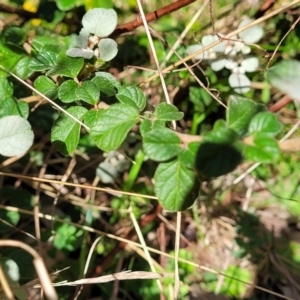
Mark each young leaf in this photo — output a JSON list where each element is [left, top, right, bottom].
[[34, 75, 58, 99], [154, 160, 199, 211], [75, 81, 100, 105], [143, 128, 181, 161], [51, 106, 87, 155], [266, 59, 300, 103], [116, 86, 146, 111], [0, 116, 34, 157], [195, 127, 243, 177], [227, 95, 266, 137], [154, 103, 184, 121], [90, 103, 139, 151], [248, 112, 281, 137], [98, 38, 118, 61], [82, 8, 117, 37], [46, 51, 84, 78], [244, 135, 279, 163], [66, 48, 94, 59], [58, 80, 80, 103]]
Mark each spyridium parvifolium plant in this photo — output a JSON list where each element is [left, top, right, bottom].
[[0, 7, 284, 212]]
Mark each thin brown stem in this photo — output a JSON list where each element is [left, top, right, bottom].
[[110, 0, 196, 37]]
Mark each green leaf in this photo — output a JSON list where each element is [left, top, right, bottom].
[[178, 142, 201, 168], [58, 80, 80, 103], [140, 119, 165, 137], [154, 160, 199, 211], [54, 222, 83, 251], [46, 51, 84, 78], [189, 86, 212, 111], [90, 103, 139, 151], [82, 8, 117, 37], [0, 41, 28, 78], [244, 135, 279, 163], [29, 49, 57, 72], [143, 128, 181, 161], [3, 26, 26, 45], [227, 95, 266, 137], [0, 97, 29, 118], [98, 38, 118, 61], [154, 103, 184, 121], [266, 59, 300, 103], [85, 0, 112, 9], [94, 71, 121, 89], [248, 112, 281, 137], [34, 75, 58, 99], [0, 116, 34, 157], [51, 106, 87, 155], [83, 109, 101, 127], [220, 265, 251, 298], [31, 36, 69, 52], [14, 56, 33, 79], [56, 0, 77, 10], [0, 210, 20, 234], [116, 86, 146, 111], [76, 81, 100, 105], [195, 127, 243, 177], [92, 76, 117, 96], [0, 77, 13, 98]]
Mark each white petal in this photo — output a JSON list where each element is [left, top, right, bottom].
[[241, 45, 251, 54], [211, 59, 227, 71], [238, 18, 264, 44], [232, 41, 244, 53], [232, 66, 246, 74], [225, 59, 238, 70], [186, 44, 209, 60], [201, 35, 218, 46], [229, 73, 251, 93], [241, 57, 259, 72], [202, 34, 226, 53]]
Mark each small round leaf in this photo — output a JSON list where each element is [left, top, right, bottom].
[[82, 8, 117, 37], [98, 38, 118, 61], [0, 116, 34, 157]]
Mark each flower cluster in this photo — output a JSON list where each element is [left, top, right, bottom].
[[186, 18, 264, 93]]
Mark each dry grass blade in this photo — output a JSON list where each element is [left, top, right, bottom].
[[53, 271, 172, 286], [0, 240, 58, 300]]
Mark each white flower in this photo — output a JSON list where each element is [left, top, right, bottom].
[[186, 17, 263, 93]]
